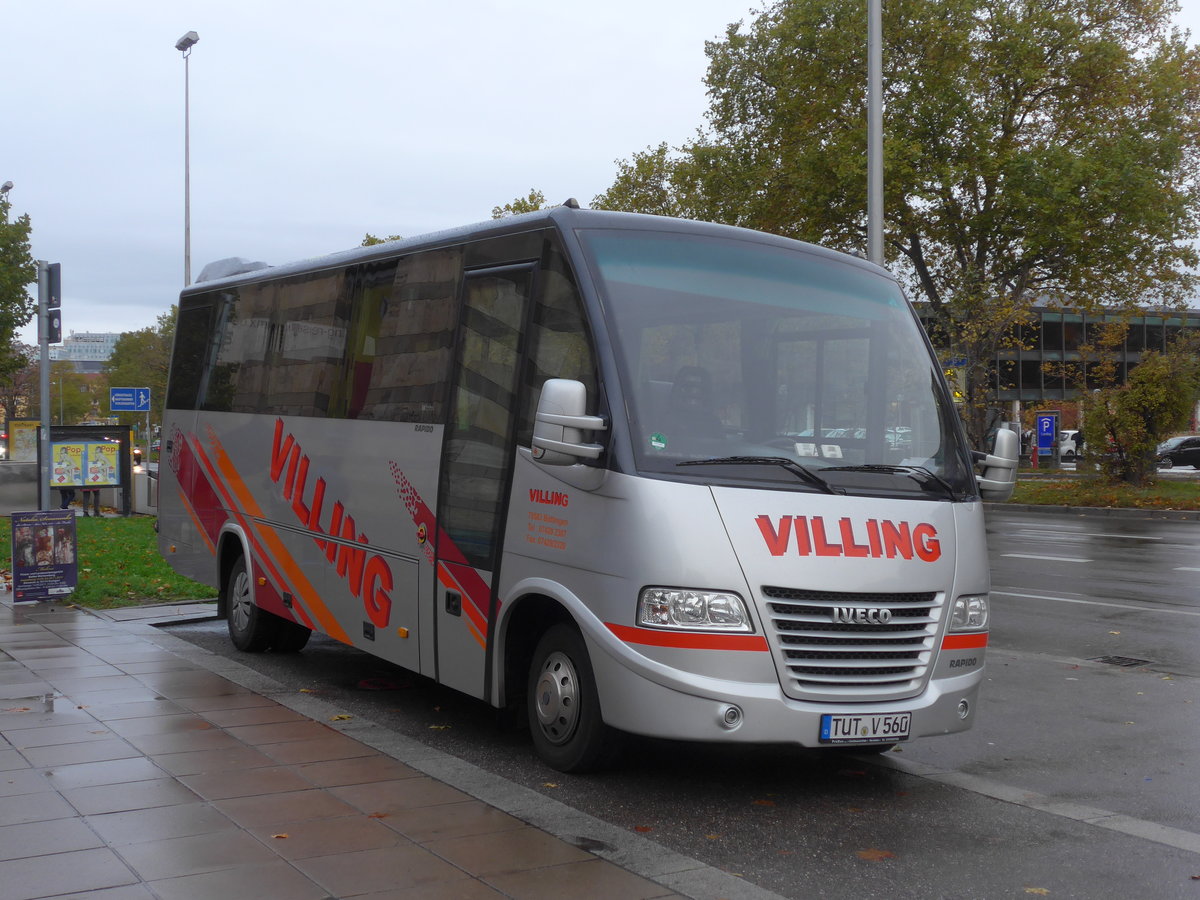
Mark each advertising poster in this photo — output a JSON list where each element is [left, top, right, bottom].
[[7, 419, 39, 463], [11, 509, 78, 602], [50, 442, 85, 487], [49, 441, 122, 489], [84, 441, 120, 487]]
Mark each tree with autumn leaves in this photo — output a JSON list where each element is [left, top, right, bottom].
[[592, 0, 1200, 447]]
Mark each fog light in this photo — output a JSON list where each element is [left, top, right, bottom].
[[957, 699, 970, 719], [720, 705, 743, 729]]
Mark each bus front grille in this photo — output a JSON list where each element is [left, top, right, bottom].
[[762, 585, 942, 701]]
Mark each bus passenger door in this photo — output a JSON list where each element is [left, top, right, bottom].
[[434, 264, 533, 698]]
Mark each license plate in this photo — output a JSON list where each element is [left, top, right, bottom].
[[820, 712, 911, 744]]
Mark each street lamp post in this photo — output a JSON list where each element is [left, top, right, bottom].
[[175, 31, 199, 286], [866, 0, 882, 266]]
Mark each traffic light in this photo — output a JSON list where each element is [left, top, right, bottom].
[[45, 263, 62, 343]]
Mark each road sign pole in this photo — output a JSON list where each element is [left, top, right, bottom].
[[37, 262, 51, 509]]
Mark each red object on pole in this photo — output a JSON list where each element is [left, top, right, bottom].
[[1031, 440, 1039, 469]]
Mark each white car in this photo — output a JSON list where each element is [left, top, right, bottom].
[[1059, 429, 1081, 460]]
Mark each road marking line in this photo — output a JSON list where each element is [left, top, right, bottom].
[[993, 590, 1200, 618], [1000, 553, 1092, 562], [1013, 529, 1163, 541], [1175, 566, 1200, 572], [871, 755, 1200, 856]]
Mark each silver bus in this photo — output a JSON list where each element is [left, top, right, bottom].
[[158, 205, 1017, 771]]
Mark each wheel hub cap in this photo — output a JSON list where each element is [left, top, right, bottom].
[[534, 651, 579, 745]]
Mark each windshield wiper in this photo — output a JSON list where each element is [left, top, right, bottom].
[[677, 456, 842, 494], [820, 464, 959, 499]]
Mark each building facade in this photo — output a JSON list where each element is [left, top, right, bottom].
[[989, 308, 1200, 403], [48, 331, 120, 374]]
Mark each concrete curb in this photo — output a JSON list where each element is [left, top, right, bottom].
[[986, 502, 1200, 521]]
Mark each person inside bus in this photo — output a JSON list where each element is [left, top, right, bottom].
[[664, 365, 723, 439]]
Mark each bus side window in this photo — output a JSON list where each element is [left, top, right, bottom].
[[167, 300, 215, 410], [347, 249, 462, 423]]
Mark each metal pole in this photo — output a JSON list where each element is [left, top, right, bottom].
[[183, 48, 192, 286], [867, 0, 883, 266], [37, 262, 51, 510]]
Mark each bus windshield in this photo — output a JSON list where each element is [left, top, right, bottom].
[[578, 228, 975, 498]]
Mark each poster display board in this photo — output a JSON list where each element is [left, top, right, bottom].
[[11, 509, 77, 602], [50, 441, 122, 489], [7, 419, 39, 462]]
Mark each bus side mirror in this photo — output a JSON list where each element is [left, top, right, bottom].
[[531, 379, 606, 466], [976, 427, 1018, 501]]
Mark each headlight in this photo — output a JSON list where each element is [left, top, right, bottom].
[[637, 588, 753, 632], [950, 594, 988, 631]]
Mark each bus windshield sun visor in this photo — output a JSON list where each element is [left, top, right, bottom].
[[678, 456, 842, 494]]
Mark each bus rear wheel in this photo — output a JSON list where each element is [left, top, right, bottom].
[[225, 556, 280, 652], [527, 623, 617, 773]]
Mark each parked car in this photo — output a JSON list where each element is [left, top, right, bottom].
[[1059, 429, 1081, 460], [1156, 435, 1200, 469]]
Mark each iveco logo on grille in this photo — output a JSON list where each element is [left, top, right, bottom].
[[832, 607, 892, 624]]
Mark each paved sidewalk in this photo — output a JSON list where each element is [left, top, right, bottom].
[[0, 596, 773, 900]]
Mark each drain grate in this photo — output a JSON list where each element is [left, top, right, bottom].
[[1089, 655, 1151, 667]]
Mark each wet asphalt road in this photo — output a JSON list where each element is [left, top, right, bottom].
[[165, 506, 1200, 899]]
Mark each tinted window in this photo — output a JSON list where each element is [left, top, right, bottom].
[[166, 299, 215, 410]]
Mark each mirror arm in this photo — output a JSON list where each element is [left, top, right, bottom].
[[536, 412, 607, 432], [532, 435, 605, 459]]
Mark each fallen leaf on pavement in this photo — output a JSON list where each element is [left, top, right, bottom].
[[856, 848, 896, 861]]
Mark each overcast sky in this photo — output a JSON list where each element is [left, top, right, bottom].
[[5, 1, 1200, 346]]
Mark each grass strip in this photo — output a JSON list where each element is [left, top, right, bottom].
[[1010, 477, 1200, 510], [0, 515, 214, 609]]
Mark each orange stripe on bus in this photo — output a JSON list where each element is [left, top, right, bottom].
[[606, 623, 769, 652], [941, 633, 988, 650], [188, 439, 317, 629], [175, 485, 216, 556], [206, 435, 350, 645], [192, 432, 351, 645]]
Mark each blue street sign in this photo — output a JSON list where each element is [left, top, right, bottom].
[[110, 387, 151, 413], [1036, 413, 1058, 451]]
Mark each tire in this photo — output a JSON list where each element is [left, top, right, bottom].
[[272, 618, 312, 653], [1158, 456, 1174, 469], [1062, 450, 1075, 461], [225, 556, 279, 652], [527, 623, 618, 773]]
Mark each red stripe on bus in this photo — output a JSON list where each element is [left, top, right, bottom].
[[190, 431, 351, 644], [941, 633, 988, 650], [606, 623, 769, 652]]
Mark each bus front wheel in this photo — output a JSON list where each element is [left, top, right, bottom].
[[225, 556, 279, 652], [527, 623, 617, 773]]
